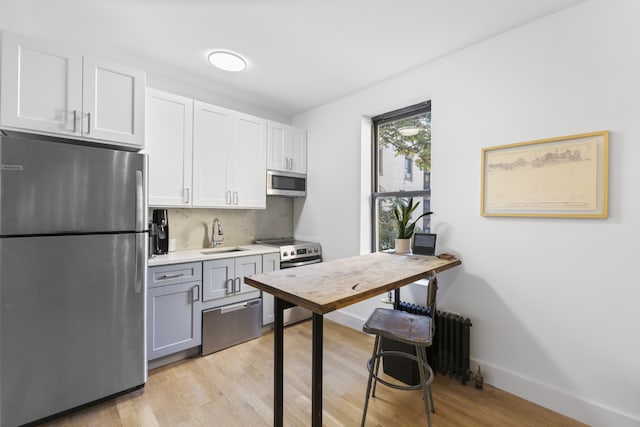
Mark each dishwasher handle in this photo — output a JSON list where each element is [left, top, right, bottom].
[[221, 301, 248, 314], [220, 299, 260, 314]]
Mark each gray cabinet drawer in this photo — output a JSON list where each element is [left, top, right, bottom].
[[148, 262, 202, 288]]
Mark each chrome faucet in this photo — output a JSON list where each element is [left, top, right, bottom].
[[211, 218, 224, 248]]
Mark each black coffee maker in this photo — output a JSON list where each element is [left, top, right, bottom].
[[151, 209, 169, 255]]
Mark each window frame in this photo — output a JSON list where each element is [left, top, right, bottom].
[[370, 101, 432, 252]]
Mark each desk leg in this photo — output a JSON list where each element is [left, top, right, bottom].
[[312, 313, 323, 427], [274, 297, 285, 427]]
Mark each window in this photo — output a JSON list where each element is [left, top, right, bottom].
[[404, 156, 413, 181], [371, 102, 431, 252]]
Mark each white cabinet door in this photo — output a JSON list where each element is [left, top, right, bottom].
[[192, 101, 233, 207], [146, 89, 194, 206], [290, 127, 307, 174], [193, 101, 266, 209], [82, 56, 146, 147], [266, 121, 307, 174], [0, 32, 82, 136], [266, 122, 287, 171], [261, 253, 280, 325], [232, 113, 266, 208]]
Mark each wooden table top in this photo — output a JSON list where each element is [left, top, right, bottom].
[[244, 252, 462, 315]]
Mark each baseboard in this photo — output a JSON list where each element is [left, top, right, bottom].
[[329, 309, 639, 427], [326, 309, 366, 331], [470, 358, 640, 427]]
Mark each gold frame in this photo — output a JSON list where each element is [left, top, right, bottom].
[[481, 131, 608, 218]]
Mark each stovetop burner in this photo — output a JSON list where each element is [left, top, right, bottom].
[[256, 238, 314, 246]]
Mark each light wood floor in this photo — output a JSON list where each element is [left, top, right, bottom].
[[41, 320, 586, 426]]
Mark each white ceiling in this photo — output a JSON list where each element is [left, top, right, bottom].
[[0, 0, 584, 117]]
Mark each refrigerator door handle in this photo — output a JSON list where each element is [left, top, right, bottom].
[[134, 233, 144, 294], [134, 169, 146, 294], [135, 170, 145, 231]]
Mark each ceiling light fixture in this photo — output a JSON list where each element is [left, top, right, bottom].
[[207, 50, 247, 72], [398, 126, 420, 137]]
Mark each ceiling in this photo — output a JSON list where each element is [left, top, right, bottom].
[[0, 0, 584, 117]]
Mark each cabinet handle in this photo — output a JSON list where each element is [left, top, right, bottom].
[[184, 188, 190, 204], [226, 278, 234, 295], [234, 277, 241, 293], [286, 158, 291, 170], [86, 112, 91, 135], [226, 190, 232, 205], [72, 110, 77, 133], [159, 273, 185, 280], [289, 158, 294, 171], [233, 191, 239, 205], [193, 284, 200, 302]]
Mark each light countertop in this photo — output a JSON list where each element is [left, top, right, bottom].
[[148, 244, 280, 267]]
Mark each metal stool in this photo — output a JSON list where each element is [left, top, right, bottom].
[[361, 275, 438, 427]]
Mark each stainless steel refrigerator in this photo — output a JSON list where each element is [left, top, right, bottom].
[[0, 132, 147, 427]]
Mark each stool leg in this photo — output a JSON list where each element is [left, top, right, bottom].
[[425, 348, 435, 413], [361, 335, 380, 427], [416, 346, 432, 427], [371, 337, 382, 397]]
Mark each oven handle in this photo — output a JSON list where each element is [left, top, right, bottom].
[[281, 258, 323, 269]]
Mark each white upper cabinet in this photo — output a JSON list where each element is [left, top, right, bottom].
[[0, 31, 145, 148], [233, 112, 268, 208], [192, 101, 267, 209], [146, 89, 194, 207], [82, 56, 146, 146], [266, 121, 307, 174]]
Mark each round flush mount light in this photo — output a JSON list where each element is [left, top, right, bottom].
[[207, 50, 247, 72]]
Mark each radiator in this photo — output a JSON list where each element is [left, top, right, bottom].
[[381, 302, 472, 385]]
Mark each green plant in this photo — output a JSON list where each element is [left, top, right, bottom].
[[393, 198, 433, 239]]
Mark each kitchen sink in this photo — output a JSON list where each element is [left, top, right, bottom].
[[200, 247, 248, 255]]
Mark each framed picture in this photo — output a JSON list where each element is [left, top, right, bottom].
[[481, 131, 608, 218]]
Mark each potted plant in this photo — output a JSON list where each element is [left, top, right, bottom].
[[393, 198, 433, 254]]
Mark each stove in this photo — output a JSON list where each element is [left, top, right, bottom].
[[255, 238, 322, 268]]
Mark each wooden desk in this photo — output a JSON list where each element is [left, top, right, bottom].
[[244, 252, 461, 427]]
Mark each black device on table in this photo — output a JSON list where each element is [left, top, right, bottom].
[[412, 233, 437, 256]]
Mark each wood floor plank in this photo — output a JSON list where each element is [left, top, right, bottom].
[[39, 319, 586, 427]]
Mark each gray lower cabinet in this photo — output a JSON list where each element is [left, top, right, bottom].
[[261, 252, 280, 325], [147, 262, 202, 360], [202, 255, 262, 306]]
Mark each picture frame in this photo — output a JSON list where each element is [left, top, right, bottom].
[[481, 131, 608, 218]]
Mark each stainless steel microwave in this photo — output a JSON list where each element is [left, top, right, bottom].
[[266, 170, 307, 197]]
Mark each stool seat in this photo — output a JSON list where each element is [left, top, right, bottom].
[[363, 308, 433, 346]]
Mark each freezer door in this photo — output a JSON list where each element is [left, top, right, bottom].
[[0, 133, 146, 235], [0, 233, 146, 427]]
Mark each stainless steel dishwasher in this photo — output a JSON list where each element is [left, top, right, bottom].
[[201, 298, 262, 355]]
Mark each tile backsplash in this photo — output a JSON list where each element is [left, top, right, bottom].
[[152, 197, 293, 251]]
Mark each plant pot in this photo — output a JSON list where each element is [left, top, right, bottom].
[[394, 238, 411, 254]]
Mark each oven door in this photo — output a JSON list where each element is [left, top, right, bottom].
[[280, 257, 322, 269]]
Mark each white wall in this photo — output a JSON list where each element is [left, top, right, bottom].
[[292, 1, 640, 426]]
